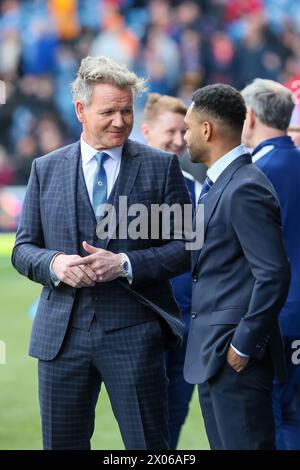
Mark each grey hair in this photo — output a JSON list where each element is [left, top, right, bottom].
[[71, 56, 147, 105], [241, 78, 295, 131]]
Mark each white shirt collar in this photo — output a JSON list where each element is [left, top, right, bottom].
[[252, 145, 274, 163], [80, 135, 123, 166], [207, 144, 247, 183]]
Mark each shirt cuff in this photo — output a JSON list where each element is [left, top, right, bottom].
[[121, 253, 133, 284], [230, 343, 250, 358], [49, 253, 64, 287]]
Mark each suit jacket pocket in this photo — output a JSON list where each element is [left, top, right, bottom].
[[209, 307, 245, 325]]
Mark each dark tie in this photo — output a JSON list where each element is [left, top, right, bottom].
[[192, 175, 213, 232], [92, 152, 109, 221], [197, 175, 213, 204]]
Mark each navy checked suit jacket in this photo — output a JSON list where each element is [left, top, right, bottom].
[[184, 154, 291, 384], [12, 139, 191, 360]]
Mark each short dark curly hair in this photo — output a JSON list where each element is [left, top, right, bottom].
[[192, 84, 247, 133]]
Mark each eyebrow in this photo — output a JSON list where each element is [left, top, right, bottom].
[[99, 105, 133, 113]]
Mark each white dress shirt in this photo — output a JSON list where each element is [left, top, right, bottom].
[[80, 136, 122, 203]]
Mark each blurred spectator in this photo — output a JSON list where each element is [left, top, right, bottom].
[[140, 23, 180, 95], [77, 0, 101, 31], [90, 6, 139, 69], [49, 0, 80, 41], [1, 0, 300, 186], [224, 0, 263, 24], [0, 145, 16, 185], [20, 15, 58, 76], [14, 135, 39, 185], [0, 29, 21, 78], [264, 0, 300, 33], [36, 116, 65, 155], [233, 11, 283, 89], [179, 28, 204, 92], [204, 31, 235, 85]]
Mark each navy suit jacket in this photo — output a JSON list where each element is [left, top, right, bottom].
[[184, 153, 291, 384], [253, 136, 300, 335], [12, 139, 191, 360]]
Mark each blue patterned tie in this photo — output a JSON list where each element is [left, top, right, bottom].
[[197, 175, 214, 204], [92, 152, 109, 221], [193, 175, 213, 232]]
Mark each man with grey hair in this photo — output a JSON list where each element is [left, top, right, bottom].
[[242, 78, 300, 450], [12, 56, 191, 449]]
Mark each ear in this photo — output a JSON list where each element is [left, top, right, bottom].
[[202, 120, 213, 141], [248, 106, 256, 129], [75, 101, 86, 124], [140, 123, 150, 140]]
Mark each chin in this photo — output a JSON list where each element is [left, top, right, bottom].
[[109, 137, 127, 147], [187, 150, 198, 163]]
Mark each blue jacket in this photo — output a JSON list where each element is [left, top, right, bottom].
[[253, 136, 300, 335], [170, 172, 199, 323]]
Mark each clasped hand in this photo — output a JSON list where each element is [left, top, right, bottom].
[[52, 241, 122, 288]]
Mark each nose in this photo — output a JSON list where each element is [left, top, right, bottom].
[[112, 112, 125, 128], [174, 131, 185, 148]]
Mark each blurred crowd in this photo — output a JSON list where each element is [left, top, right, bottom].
[[1, 0, 300, 186]]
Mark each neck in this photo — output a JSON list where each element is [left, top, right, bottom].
[[250, 126, 286, 149], [207, 140, 241, 168]]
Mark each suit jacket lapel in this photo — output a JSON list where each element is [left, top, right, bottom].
[[104, 139, 141, 248], [62, 141, 80, 252], [192, 153, 251, 274]]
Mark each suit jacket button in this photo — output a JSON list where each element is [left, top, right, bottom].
[[193, 277, 198, 283], [191, 312, 197, 319]]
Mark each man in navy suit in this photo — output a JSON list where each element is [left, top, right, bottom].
[[12, 56, 191, 450], [242, 78, 300, 449], [183, 84, 291, 449], [141, 93, 201, 449]]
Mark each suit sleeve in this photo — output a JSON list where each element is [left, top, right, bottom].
[[126, 154, 192, 285], [230, 181, 291, 358], [11, 159, 61, 287]]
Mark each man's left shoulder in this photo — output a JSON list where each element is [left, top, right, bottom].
[[230, 164, 279, 205], [233, 161, 272, 187]]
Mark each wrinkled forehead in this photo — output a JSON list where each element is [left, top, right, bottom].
[[90, 83, 133, 103]]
